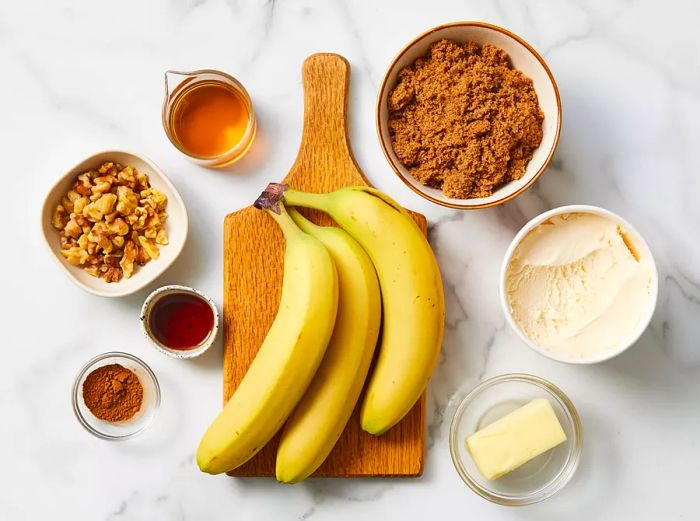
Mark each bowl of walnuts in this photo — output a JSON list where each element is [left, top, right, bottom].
[[41, 150, 188, 297]]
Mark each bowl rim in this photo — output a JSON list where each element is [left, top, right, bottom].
[[499, 204, 659, 364], [40, 149, 189, 298], [375, 21, 562, 210], [71, 351, 161, 440], [449, 373, 583, 506], [140, 284, 220, 359]]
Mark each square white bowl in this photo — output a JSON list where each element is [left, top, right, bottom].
[[41, 150, 188, 298], [377, 22, 561, 209]]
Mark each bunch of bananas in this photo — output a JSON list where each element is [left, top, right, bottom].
[[197, 184, 445, 483]]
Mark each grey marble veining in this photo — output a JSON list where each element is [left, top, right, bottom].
[[3, 0, 699, 519]]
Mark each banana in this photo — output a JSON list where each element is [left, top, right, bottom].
[[276, 209, 381, 483], [196, 201, 338, 474], [280, 184, 445, 435]]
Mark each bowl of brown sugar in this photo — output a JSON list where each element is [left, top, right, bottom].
[[377, 22, 561, 209], [72, 352, 160, 440]]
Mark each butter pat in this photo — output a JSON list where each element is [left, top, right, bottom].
[[466, 398, 567, 480]]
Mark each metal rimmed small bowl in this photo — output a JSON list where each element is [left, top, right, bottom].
[[140, 284, 220, 359], [72, 352, 160, 440], [376, 21, 561, 209], [450, 374, 582, 506]]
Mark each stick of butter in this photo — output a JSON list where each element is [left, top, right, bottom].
[[466, 398, 567, 480]]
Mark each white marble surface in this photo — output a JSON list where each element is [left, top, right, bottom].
[[4, 0, 699, 519]]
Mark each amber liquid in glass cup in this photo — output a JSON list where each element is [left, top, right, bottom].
[[162, 70, 256, 167]]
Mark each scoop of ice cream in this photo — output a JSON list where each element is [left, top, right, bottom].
[[506, 212, 654, 360]]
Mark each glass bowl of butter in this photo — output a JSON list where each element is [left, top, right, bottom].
[[449, 374, 582, 505]]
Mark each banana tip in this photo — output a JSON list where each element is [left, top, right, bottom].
[[360, 408, 390, 436], [361, 421, 389, 436], [196, 451, 219, 475], [276, 472, 305, 484]]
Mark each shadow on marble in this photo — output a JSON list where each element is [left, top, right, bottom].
[[188, 331, 223, 373], [105, 368, 188, 455], [516, 406, 618, 519], [502, 148, 572, 223], [154, 203, 215, 287], [228, 474, 399, 504], [604, 327, 693, 384]]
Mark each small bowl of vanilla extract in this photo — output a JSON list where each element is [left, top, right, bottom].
[[141, 285, 220, 359]]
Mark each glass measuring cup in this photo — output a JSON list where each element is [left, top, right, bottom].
[[162, 69, 257, 168]]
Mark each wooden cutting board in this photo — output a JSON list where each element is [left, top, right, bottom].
[[222, 53, 426, 477]]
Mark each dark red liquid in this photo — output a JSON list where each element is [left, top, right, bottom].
[[149, 293, 214, 350]]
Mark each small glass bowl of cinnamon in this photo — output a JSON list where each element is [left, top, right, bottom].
[[72, 352, 160, 440]]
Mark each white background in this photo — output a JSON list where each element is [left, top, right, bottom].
[[2, 0, 699, 519]]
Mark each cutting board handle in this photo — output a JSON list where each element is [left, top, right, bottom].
[[286, 53, 363, 185]]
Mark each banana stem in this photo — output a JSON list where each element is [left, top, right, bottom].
[[287, 208, 319, 234], [283, 189, 329, 211], [253, 183, 331, 233], [267, 202, 303, 238]]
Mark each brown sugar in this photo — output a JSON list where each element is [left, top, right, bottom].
[[82, 363, 143, 422], [388, 39, 544, 199]]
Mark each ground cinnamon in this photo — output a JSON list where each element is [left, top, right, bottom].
[[82, 363, 143, 422], [388, 39, 544, 199]]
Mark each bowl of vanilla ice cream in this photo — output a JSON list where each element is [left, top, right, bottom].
[[500, 205, 658, 364]]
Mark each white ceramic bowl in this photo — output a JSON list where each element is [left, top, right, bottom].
[[41, 150, 188, 297], [377, 21, 561, 209], [140, 285, 220, 359], [499, 205, 659, 364]]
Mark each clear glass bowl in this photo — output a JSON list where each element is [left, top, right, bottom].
[[449, 374, 582, 505], [72, 352, 160, 440], [162, 69, 257, 168]]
